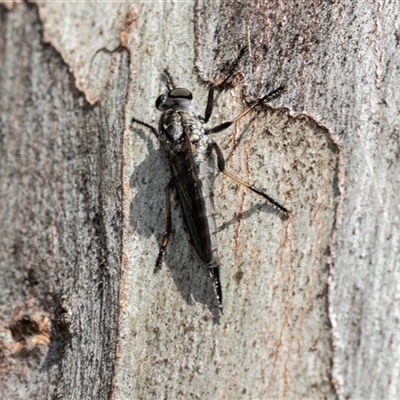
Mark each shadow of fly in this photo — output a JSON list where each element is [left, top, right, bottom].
[[131, 47, 288, 313]]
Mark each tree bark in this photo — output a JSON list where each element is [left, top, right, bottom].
[[0, 3, 125, 399], [0, 1, 399, 400]]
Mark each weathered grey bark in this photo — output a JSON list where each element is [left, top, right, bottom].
[[0, 4, 125, 399], [0, 1, 399, 400]]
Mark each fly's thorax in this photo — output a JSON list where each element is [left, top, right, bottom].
[[160, 109, 182, 144], [160, 109, 207, 146]]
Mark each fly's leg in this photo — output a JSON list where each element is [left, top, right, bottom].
[[131, 117, 171, 267], [161, 68, 177, 91], [155, 179, 174, 270], [131, 117, 160, 141], [210, 141, 289, 214], [210, 85, 287, 133], [204, 46, 247, 123], [209, 265, 223, 312]]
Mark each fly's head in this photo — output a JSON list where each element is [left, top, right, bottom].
[[156, 68, 193, 112], [155, 69, 203, 150], [155, 87, 193, 112]]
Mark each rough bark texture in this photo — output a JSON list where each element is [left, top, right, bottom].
[[0, 4, 125, 399], [0, 1, 399, 400]]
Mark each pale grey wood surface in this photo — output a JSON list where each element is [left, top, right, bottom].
[[0, 1, 399, 399]]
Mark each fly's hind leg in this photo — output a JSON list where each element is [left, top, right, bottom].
[[210, 141, 289, 214], [155, 179, 174, 270]]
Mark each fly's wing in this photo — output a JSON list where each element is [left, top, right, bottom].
[[170, 136, 212, 263]]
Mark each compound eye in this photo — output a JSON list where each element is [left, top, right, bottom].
[[168, 88, 193, 100], [155, 94, 166, 110]]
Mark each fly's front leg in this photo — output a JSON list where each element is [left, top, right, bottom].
[[131, 117, 160, 141], [204, 46, 247, 123], [209, 141, 289, 214], [155, 179, 174, 270]]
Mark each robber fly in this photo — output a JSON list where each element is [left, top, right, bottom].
[[131, 47, 288, 312]]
